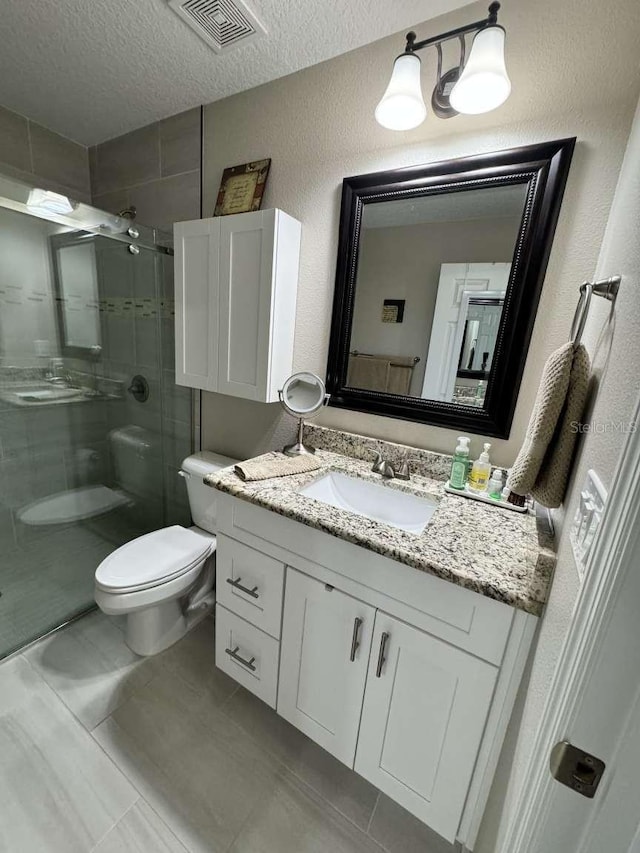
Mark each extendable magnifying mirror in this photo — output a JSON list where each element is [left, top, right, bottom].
[[278, 372, 330, 456]]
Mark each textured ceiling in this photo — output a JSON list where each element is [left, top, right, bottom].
[[0, 0, 473, 145]]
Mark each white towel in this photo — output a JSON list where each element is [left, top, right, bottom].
[[507, 341, 591, 508]]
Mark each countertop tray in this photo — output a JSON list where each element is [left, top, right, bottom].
[[444, 481, 529, 513]]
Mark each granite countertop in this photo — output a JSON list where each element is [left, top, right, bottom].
[[205, 446, 555, 617]]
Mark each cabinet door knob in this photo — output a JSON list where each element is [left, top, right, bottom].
[[375, 632, 390, 677], [226, 576, 260, 599], [225, 645, 257, 672], [349, 617, 363, 662]]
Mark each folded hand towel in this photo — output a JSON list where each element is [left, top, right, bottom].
[[234, 452, 323, 482], [507, 341, 590, 508]]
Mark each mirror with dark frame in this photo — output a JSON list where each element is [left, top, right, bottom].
[[326, 139, 576, 438]]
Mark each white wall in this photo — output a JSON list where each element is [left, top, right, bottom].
[[201, 0, 640, 467]]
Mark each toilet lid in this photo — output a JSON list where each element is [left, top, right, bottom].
[[95, 525, 213, 592]]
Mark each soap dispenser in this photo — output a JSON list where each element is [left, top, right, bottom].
[[468, 443, 492, 493], [449, 436, 471, 490]]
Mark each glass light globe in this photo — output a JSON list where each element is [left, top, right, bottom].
[[375, 53, 427, 131], [450, 26, 511, 115]]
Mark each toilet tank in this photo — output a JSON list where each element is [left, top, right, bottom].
[[109, 425, 158, 498], [181, 451, 239, 534]]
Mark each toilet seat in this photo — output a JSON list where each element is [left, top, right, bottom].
[[95, 525, 213, 594]]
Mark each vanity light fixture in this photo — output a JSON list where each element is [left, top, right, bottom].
[[27, 188, 75, 216], [375, 1, 511, 130]]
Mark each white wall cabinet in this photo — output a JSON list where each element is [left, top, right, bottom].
[[214, 495, 537, 850], [278, 568, 375, 766], [174, 208, 301, 401]]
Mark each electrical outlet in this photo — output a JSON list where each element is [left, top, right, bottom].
[[570, 469, 607, 578]]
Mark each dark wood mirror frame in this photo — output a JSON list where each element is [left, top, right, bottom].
[[325, 138, 576, 438]]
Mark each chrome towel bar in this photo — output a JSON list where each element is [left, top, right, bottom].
[[570, 276, 621, 346]]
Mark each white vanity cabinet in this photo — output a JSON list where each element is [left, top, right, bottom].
[[278, 569, 498, 842], [174, 208, 301, 401], [213, 494, 537, 849]]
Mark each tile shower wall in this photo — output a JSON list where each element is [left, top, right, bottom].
[[89, 108, 202, 525], [0, 104, 90, 202], [89, 108, 201, 233]]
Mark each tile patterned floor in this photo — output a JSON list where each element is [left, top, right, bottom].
[[0, 611, 455, 853], [0, 524, 122, 660], [0, 515, 158, 661]]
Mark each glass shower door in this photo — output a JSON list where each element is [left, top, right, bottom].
[[0, 204, 191, 659]]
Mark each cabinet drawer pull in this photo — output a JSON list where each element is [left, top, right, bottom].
[[226, 576, 259, 599], [349, 617, 363, 662], [225, 645, 257, 671], [375, 632, 390, 677]]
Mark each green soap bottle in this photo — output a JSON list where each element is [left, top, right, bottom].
[[449, 436, 471, 490]]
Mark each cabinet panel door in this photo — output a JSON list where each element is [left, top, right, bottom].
[[217, 210, 275, 401], [174, 218, 219, 390], [278, 568, 375, 767], [355, 613, 498, 843]]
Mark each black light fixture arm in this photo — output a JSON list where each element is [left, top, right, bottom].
[[404, 2, 500, 54]]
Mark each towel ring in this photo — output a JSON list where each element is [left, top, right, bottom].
[[570, 282, 593, 345]]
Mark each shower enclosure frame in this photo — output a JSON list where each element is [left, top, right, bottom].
[[0, 174, 195, 660]]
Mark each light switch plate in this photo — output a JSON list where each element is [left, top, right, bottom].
[[571, 469, 607, 578]]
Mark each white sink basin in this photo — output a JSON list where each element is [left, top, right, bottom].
[[298, 471, 437, 535]]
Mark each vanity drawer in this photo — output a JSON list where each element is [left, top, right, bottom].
[[215, 604, 279, 708], [216, 534, 285, 638]]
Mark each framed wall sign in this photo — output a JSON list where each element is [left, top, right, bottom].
[[214, 159, 271, 216]]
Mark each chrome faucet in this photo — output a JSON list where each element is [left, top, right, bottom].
[[371, 450, 419, 481], [371, 451, 396, 478], [46, 358, 74, 387]]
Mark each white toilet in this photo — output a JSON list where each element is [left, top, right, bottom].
[[94, 451, 238, 656]]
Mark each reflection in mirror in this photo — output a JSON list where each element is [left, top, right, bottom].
[[453, 292, 504, 406], [51, 232, 101, 357], [348, 183, 527, 408]]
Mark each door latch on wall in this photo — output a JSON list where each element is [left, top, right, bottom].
[[550, 741, 605, 798]]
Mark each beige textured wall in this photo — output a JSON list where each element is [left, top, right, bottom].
[[201, 0, 640, 467], [352, 217, 519, 395]]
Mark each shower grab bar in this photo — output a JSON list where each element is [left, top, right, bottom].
[[570, 276, 621, 346]]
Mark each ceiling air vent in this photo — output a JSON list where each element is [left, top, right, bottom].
[[168, 0, 266, 53]]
